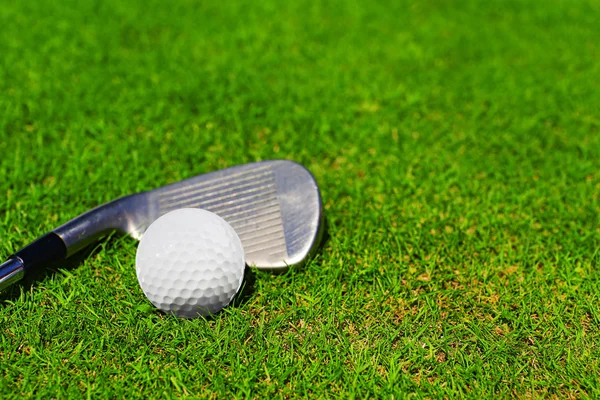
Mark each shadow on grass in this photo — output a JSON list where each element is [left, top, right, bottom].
[[229, 266, 257, 309], [225, 215, 330, 312], [320, 215, 331, 252], [0, 243, 100, 305]]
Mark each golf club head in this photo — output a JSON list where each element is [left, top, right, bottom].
[[55, 160, 324, 271], [143, 160, 324, 270]]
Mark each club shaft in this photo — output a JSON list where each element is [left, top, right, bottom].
[[0, 195, 143, 292]]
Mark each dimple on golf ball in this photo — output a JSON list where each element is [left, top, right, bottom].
[[135, 208, 245, 318]]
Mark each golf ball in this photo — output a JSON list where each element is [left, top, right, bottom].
[[135, 208, 245, 318]]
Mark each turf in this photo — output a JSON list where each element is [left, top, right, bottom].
[[1, 0, 599, 397]]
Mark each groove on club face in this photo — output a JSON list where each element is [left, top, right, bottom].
[[157, 164, 276, 209]]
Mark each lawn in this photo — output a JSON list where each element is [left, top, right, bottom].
[[1, 0, 599, 397]]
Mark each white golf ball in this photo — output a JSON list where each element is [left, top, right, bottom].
[[135, 208, 245, 318]]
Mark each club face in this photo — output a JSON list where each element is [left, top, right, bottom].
[[140, 160, 323, 271]]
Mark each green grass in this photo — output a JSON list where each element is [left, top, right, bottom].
[[1, 0, 599, 397]]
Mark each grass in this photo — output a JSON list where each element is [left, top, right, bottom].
[[1, 0, 599, 397]]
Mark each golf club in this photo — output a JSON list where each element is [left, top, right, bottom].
[[0, 160, 324, 292]]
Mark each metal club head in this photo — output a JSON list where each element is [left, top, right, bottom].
[[145, 160, 324, 270], [55, 160, 324, 271]]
